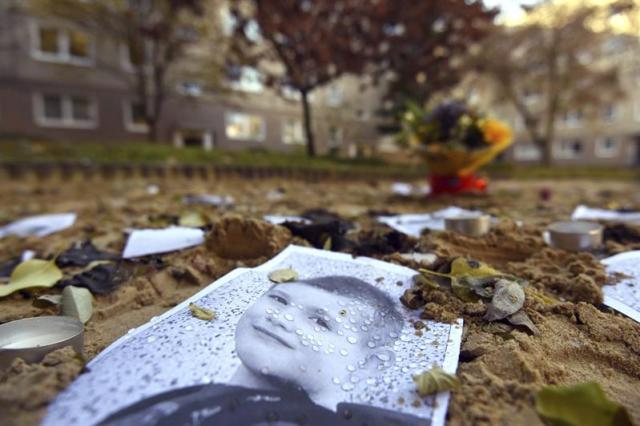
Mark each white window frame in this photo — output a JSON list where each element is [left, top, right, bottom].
[[602, 104, 619, 123], [225, 112, 266, 141], [326, 84, 343, 107], [123, 100, 149, 133], [30, 22, 95, 67], [33, 93, 98, 129], [229, 67, 264, 93], [561, 110, 582, 129], [553, 139, 583, 160], [282, 118, 305, 145], [594, 137, 620, 158], [513, 143, 541, 161]]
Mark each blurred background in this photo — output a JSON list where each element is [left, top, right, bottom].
[[0, 0, 638, 177]]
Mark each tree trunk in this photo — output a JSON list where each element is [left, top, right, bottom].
[[301, 90, 316, 157]]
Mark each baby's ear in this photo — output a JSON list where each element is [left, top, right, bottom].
[[363, 348, 395, 370]]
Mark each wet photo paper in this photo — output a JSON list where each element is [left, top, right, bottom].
[[44, 246, 463, 426], [602, 251, 640, 323]]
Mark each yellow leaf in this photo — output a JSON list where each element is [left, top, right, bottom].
[[0, 259, 62, 298], [268, 268, 299, 283], [179, 211, 207, 228], [535, 382, 633, 426], [413, 367, 460, 397], [189, 302, 216, 321], [61, 285, 93, 324], [449, 257, 501, 278]]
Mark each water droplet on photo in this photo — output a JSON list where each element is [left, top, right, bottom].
[[341, 383, 354, 391], [361, 325, 369, 331], [295, 329, 303, 335], [376, 353, 390, 361], [302, 340, 310, 346], [266, 308, 274, 314], [347, 365, 356, 372], [347, 336, 357, 344], [367, 341, 376, 348], [261, 367, 270, 375], [202, 376, 211, 384], [389, 331, 398, 338], [336, 317, 343, 323], [299, 365, 307, 372], [332, 377, 341, 384], [312, 346, 319, 352], [339, 349, 348, 356], [338, 330, 344, 336], [146, 336, 157, 343], [350, 376, 359, 383], [284, 313, 294, 321], [185, 325, 193, 331]]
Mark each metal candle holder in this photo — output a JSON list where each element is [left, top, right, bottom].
[[546, 221, 603, 252], [444, 215, 491, 237], [0, 316, 84, 369]]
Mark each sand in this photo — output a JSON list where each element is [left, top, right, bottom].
[[0, 177, 639, 425]]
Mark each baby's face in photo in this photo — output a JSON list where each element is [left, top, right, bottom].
[[235, 282, 393, 392]]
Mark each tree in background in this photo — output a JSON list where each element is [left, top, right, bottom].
[[229, 0, 400, 157], [30, 0, 213, 142], [469, 1, 633, 165], [373, 1, 496, 118]]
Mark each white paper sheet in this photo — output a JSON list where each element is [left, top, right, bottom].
[[378, 206, 485, 237], [602, 251, 640, 323], [183, 194, 235, 207], [122, 227, 205, 258], [391, 182, 431, 197], [45, 245, 463, 426], [572, 205, 640, 224], [263, 215, 311, 225], [0, 213, 76, 238]]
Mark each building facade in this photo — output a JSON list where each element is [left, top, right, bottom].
[[0, 2, 387, 157]]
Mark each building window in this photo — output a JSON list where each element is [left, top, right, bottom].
[[225, 112, 266, 141], [32, 23, 94, 65], [123, 100, 148, 133], [328, 126, 343, 148], [602, 104, 619, 123], [38, 27, 61, 55], [595, 137, 620, 158], [561, 110, 582, 128], [553, 139, 583, 159], [34, 93, 97, 128], [228, 66, 263, 93], [513, 143, 541, 161], [326, 85, 343, 107], [173, 130, 213, 151], [282, 119, 305, 145], [177, 81, 203, 97]]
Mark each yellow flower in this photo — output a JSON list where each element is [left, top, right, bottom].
[[479, 119, 512, 145]]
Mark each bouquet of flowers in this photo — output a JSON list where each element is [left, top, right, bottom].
[[400, 101, 513, 177]]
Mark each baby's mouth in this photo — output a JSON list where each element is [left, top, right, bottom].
[[253, 325, 294, 350]]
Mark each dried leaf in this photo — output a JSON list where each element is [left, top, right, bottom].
[[268, 268, 299, 283], [449, 257, 502, 278], [56, 241, 118, 268], [0, 259, 63, 297], [535, 382, 633, 426], [412, 273, 439, 290], [61, 285, 93, 324], [413, 367, 460, 397], [508, 310, 540, 335], [58, 263, 121, 295], [485, 279, 525, 321], [179, 211, 207, 228], [34, 294, 63, 308], [189, 302, 216, 321]]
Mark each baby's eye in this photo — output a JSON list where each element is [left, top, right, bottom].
[[268, 294, 288, 305], [311, 316, 330, 331]]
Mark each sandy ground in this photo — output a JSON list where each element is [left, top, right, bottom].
[[0, 176, 639, 425]]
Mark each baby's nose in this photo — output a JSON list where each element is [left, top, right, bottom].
[[267, 315, 292, 332]]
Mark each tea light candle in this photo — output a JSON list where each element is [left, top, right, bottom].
[[0, 316, 84, 369], [546, 221, 603, 251], [444, 214, 491, 237]]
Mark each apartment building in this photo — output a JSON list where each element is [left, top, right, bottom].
[[0, 2, 386, 157]]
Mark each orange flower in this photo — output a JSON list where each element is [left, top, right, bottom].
[[479, 119, 512, 145]]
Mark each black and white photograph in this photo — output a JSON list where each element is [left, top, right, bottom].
[[43, 246, 463, 426]]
